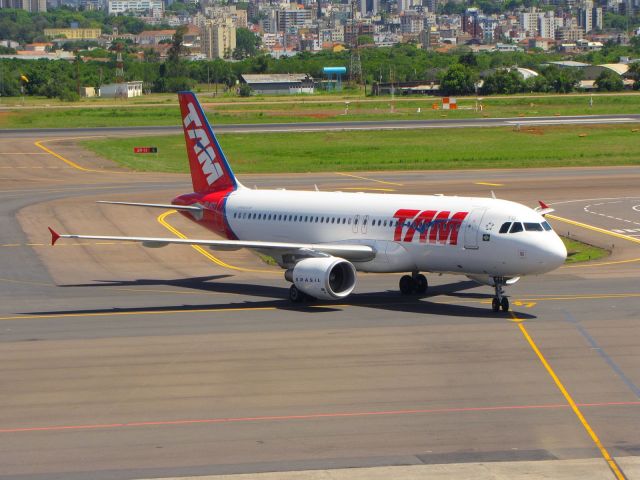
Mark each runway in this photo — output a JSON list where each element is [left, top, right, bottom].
[[2, 113, 640, 138], [0, 133, 639, 480]]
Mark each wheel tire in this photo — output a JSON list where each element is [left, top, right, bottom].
[[399, 275, 414, 295], [289, 285, 302, 303], [501, 297, 509, 312], [415, 274, 428, 294], [492, 297, 500, 312]]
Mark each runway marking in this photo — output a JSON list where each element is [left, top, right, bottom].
[[34, 139, 94, 172], [156, 210, 275, 274], [475, 182, 504, 187], [515, 293, 640, 302], [333, 172, 404, 186], [511, 311, 627, 480], [547, 214, 640, 246], [563, 257, 640, 268], [0, 152, 50, 155], [340, 187, 396, 192], [1, 400, 638, 435]]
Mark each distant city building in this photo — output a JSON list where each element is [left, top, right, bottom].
[[44, 28, 102, 39], [578, 1, 602, 33], [202, 18, 236, 59], [0, 0, 46, 12], [276, 8, 313, 31], [107, 0, 163, 16]]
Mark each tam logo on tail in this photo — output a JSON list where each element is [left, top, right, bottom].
[[183, 102, 224, 186], [178, 91, 239, 193]]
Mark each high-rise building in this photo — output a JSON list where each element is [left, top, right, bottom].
[[519, 8, 538, 36], [578, 1, 602, 32], [202, 18, 236, 59], [0, 0, 46, 11], [538, 11, 555, 38]]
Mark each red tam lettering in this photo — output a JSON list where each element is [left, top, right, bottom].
[[448, 211, 468, 245], [393, 209, 420, 241], [404, 210, 436, 243]]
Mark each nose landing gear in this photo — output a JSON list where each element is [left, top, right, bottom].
[[492, 277, 509, 312]]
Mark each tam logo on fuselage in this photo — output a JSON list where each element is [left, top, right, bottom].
[[393, 209, 468, 245], [183, 102, 224, 186]]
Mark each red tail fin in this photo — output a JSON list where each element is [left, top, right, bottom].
[[178, 92, 239, 193]]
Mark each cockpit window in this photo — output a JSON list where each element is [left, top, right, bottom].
[[541, 221, 552, 231], [509, 222, 523, 233], [499, 222, 511, 234], [524, 222, 543, 232]]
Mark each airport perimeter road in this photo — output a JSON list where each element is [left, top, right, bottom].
[[1, 136, 639, 480], [2, 113, 640, 138]]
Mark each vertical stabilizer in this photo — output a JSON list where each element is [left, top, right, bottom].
[[178, 91, 241, 193]]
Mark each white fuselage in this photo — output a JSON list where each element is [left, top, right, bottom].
[[222, 189, 567, 278]]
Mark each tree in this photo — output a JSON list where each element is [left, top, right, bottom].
[[357, 35, 374, 46], [595, 69, 624, 91], [233, 28, 261, 59], [439, 64, 478, 95], [481, 68, 524, 94], [542, 66, 581, 93], [238, 83, 252, 96]]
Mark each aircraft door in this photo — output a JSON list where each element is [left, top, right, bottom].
[[353, 215, 360, 233], [463, 208, 487, 250], [361, 215, 369, 234]]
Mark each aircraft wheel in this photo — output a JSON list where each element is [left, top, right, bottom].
[[492, 297, 500, 312], [399, 275, 414, 295], [501, 297, 509, 312], [289, 285, 303, 303], [415, 274, 428, 294]]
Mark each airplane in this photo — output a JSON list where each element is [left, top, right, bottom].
[[48, 91, 567, 312]]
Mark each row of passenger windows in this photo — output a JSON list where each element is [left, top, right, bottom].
[[232, 211, 404, 228], [499, 221, 552, 234]]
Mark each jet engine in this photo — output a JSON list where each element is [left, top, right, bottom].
[[286, 257, 357, 300]]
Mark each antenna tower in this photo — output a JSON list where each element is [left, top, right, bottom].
[[349, 0, 362, 84], [115, 43, 124, 84]]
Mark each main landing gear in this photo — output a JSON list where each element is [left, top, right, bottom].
[[289, 285, 314, 303], [491, 277, 509, 312], [399, 272, 428, 295]]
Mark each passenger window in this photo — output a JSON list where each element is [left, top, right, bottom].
[[524, 222, 543, 231], [499, 222, 511, 233], [509, 222, 523, 233], [542, 221, 552, 231]]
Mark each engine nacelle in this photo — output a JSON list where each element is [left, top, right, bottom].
[[288, 257, 357, 300]]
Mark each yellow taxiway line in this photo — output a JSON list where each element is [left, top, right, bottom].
[[548, 214, 640, 246], [156, 210, 275, 274], [333, 172, 404, 186], [511, 311, 626, 480], [475, 182, 504, 187]]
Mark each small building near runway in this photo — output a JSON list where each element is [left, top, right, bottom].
[[99, 81, 143, 98], [240, 74, 314, 95]]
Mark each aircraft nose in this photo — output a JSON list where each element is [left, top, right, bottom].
[[543, 234, 567, 270]]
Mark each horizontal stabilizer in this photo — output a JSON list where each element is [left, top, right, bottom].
[[97, 201, 204, 220], [535, 200, 555, 216]]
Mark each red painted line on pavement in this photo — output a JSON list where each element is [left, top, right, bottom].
[[1, 401, 639, 434]]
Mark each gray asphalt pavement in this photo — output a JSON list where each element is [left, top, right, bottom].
[[2, 113, 640, 138], [0, 135, 639, 480]]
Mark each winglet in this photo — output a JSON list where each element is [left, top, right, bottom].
[[48, 227, 60, 246], [538, 200, 550, 210]]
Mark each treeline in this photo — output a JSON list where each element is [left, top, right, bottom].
[[0, 7, 176, 44], [1, 40, 639, 99]]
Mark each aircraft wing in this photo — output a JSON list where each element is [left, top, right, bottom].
[[48, 227, 376, 262], [96, 201, 204, 219]]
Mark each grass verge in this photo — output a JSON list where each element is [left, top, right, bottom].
[[562, 236, 610, 263], [3, 93, 640, 129], [80, 124, 640, 174]]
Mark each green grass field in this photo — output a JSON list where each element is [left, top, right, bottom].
[[562, 236, 609, 263], [80, 124, 640, 174], [3, 93, 640, 129]]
